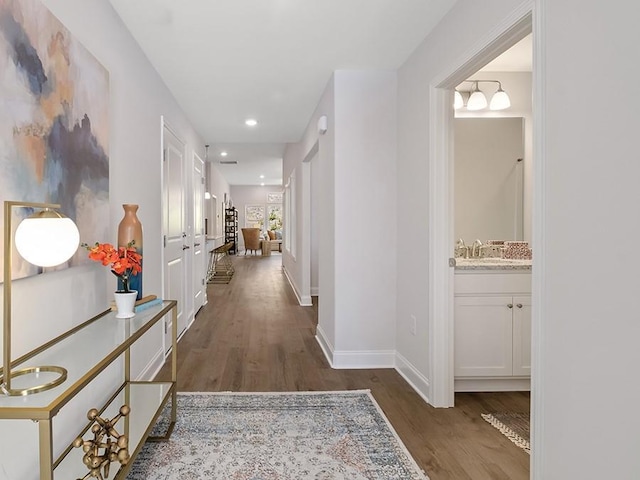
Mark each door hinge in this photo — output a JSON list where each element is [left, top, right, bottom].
[[164, 320, 168, 334], [163, 149, 167, 162], [163, 235, 167, 248], [201, 177, 205, 184], [202, 278, 205, 286]]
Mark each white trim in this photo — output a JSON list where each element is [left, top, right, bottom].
[[455, 377, 531, 392], [531, 1, 545, 477], [283, 264, 312, 306], [315, 325, 335, 367], [427, 3, 533, 409], [331, 350, 396, 369], [395, 352, 432, 406], [428, 86, 455, 408]]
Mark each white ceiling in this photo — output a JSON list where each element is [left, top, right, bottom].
[[109, 0, 458, 185]]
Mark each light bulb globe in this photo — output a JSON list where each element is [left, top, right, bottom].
[[467, 90, 487, 110], [15, 212, 80, 267], [454, 90, 464, 110], [489, 89, 511, 110]]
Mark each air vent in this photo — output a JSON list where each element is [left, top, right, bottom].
[[219, 160, 238, 165]]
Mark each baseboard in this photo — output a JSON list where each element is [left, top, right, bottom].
[[315, 328, 394, 369], [282, 265, 313, 306], [454, 377, 531, 392], [136, 346, 165, 381], [315, 325, 335, 367], [394, 352, 432, 405], [332, 349, 395, 369]]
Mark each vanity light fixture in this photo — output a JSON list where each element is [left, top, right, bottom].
[[454, 80, 511, 111], [2, 201, 80, 396]]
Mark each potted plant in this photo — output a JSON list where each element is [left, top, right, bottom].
[[83, 241, 142, 318]]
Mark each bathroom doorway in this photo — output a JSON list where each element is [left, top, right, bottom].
[[427, 11, 533, 408]]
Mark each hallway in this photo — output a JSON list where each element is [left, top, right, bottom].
[[155, 253, 529, 480]]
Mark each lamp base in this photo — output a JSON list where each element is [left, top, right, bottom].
[[0, 365, 67, 396]]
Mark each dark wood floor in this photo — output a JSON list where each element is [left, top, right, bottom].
[[155, 253, 530, 479]]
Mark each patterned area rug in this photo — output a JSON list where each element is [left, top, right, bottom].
[[481, 412, 530, 454], [127, 390, 429, 479]]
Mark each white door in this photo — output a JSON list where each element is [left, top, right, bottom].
[[192, 152, 205, 314], [163, 124, 187, 351], [454, 296, 514, 377]]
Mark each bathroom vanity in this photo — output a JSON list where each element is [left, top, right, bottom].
[[453, 258, 531, 392]]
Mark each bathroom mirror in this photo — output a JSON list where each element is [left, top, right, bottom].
[[454, 117, 524, 243]]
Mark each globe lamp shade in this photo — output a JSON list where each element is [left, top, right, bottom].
[[466, 90, 487, 110], [14, 210, 80, 267], [489, 88, 511, 110], [454, 90, 464, 110]]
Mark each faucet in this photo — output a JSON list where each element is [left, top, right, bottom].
[[471, 239, 483, 258], [455, 238, 469, 258]]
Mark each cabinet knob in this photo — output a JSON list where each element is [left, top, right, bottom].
[[516, 303, 523, 309], [507, 303, 513, 309]]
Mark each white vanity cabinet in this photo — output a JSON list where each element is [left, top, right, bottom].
[[454, 268, 531, 391]]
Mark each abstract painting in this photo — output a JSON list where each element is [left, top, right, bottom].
[[0, 0, 109, 282]]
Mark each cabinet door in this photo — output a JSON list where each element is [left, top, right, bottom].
[[454, 296, 514, 377], [512, 295, 532, 376]]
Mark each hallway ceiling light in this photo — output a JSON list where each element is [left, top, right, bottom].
[[454, 80, 511, 111], [220, 151, 228, 157], [245, 118, 258, 126], [259, 175, 265, 179]]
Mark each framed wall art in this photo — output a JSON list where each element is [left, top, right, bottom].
[[0, 0, 110, 282]]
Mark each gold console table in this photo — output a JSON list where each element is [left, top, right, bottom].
[[0, 300, 178, 480]]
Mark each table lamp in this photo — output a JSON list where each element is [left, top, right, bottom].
[[1, 201, 80, 396]]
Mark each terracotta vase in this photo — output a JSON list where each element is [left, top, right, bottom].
[[117, 204, 143, 299]]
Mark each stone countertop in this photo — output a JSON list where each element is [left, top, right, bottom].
[[453, 258, 532, 271]]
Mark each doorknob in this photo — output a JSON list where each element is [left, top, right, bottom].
[[507, 303, 513, 309], [182, 245, 190, 250], [194, 243, 201, 247], [516, 303, 523, 309]]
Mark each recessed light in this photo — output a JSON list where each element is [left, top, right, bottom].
[[260, 182, 265, 186], [259, 175, 265, 179], [220, 151, 228, 157], [245, 118, 258, 127]]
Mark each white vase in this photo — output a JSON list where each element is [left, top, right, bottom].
[[114, 290, 137, 318]]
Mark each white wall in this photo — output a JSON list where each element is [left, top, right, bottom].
[[534, 1, 640, 478], [283, 74, 335, 313], [285, 71, 397, 367], [206, 161, 231, 247], [331, 70, 397, 365], [0, 1, 205, 477]]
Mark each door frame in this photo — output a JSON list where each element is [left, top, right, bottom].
[[427, 5, 533, 407]]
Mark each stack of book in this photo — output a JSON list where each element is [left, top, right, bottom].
[[110, 294, 163, 313]]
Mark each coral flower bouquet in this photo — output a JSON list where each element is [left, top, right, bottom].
[[83, 241, 142, 293]]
